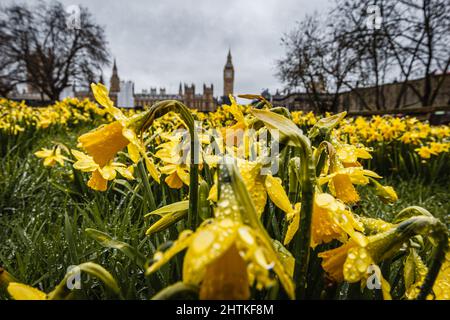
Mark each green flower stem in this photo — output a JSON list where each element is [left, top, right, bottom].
[[137, 160, 156, 211], [151, 281, 199, 300], [188, 140, 199, 229], [288, 157, 299, 203], [140, 100, 200, 230], [291, 136, 316, 299], [249, 108, 316, 298]]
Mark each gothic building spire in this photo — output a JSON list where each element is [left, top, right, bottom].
[[113, 58, 117, 73], [110, 58, 120, 93]]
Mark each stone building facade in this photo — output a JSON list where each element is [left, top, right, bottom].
[[271, 73, 450, 112], [105, 52, 237, 112]]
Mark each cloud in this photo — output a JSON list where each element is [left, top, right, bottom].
[[4, 0, 331, 97]]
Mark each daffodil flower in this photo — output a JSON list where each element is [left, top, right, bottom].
[[208, 159, 295, 218], [284, 193, 367, 248], [34, 146, 69, 167], [154, 133, 205, 189], [76, 83, 159, 188], [146, 182, 295, 300], [72, 149, 134, 191], [220, 95, 256, 158], [318, 166, 381, 204], [317, 216, 446, 300], [415, 145, 438, 159], [318, 235, 394, 300], [332, 139, 372, 166]]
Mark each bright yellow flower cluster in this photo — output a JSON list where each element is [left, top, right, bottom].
[[334, 115, 450, 159], [0, 97, 106, 135], [289, 112, 450, 159], [3, 87, 449, 301]]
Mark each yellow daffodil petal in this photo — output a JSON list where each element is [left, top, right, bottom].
[[165, 171, 184, 189], [7, 283, 47, 300], [183, 217, 239, 286], [199, 244, 250, 300], [127, 143, 140, 163], [343, 247, 374, 283], [91, 83, 126, 121], [72, 150, 99, 172], [99, 164, 117, 180], [34, 149, 53, 158], [145, 156, 160, 183], [87, 170, 108, 191], [284, 205, 300, 245], [176, 167, 190, 186], [78, 121, 129, 167], [330, 174, 360, 204], [43, 157, 56, 167], [265, 175, 293, 214], [207, 183, 218, 202], [116, 165, 134, 180], [251, 178, 267, 218], [319, 241, 357, 282], [145, 230, 194, 275]]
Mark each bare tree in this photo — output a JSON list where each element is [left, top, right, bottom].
[[396, 0, 450, 106], [277, 0, 450, 111], [276, 14, 362, 113], [0, 11, 26, 97], [331, 0, 402, 110], [0, 1, 109, 100]]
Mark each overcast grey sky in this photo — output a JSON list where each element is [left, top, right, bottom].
[[6, 0, 332, 96]]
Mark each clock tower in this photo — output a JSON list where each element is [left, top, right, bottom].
[[223, 50, 234, 97]]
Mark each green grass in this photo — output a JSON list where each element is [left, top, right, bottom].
[[0, 127, 188, 299], [357, 177, 450, 225], [0, 127, 449, 300]]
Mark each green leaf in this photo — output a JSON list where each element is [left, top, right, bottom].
[[394, 206, 434, 223], [145, 210, 187, 236], [250, 108, 306, 148], [143, 200, 189, 236], [144, 200, 189, 217], [85, 228, 146, 269], [308, 112, 346, 139]]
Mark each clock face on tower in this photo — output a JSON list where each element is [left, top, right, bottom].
[[225, 70, 232, 78]]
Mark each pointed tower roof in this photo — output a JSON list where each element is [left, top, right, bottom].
[[110, 57, 120, 93], [225, 49, 233, 68], [112, 58, 118, 73]]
